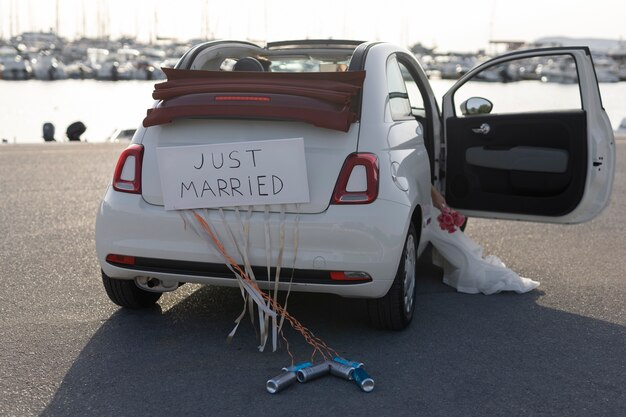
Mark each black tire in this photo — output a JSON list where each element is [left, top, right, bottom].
[[367, 223, 418, 330], [101, 270, 161, 309]]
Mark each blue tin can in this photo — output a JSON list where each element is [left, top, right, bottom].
[[281, 361, 313, 373], [333, 356, 364, 369], [352, 367, 375, 392]]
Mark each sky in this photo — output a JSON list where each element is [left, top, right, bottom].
[[1, 0, 625, 52]]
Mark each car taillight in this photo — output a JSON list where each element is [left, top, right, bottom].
[[106, 254, 136, 265], [112, 144, 143, 194], [331, 153, 379, 204], [329, 271, 372, 282]]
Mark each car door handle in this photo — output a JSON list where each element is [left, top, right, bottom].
[[472, 123, 491, 134]]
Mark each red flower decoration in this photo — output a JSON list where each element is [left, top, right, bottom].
[[437, 207, 465, 233]]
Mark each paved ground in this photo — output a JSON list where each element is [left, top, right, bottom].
[[0, 142, 624, 417]]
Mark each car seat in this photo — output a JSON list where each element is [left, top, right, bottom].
[[233, 57, 265, 71]]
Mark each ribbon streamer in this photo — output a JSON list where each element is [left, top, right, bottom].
[[183, 207, 338, 361]]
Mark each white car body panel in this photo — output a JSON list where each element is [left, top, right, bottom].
[[96, 186, 412, 298]]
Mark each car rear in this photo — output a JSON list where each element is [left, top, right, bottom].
[[95, 42, 411, 300]]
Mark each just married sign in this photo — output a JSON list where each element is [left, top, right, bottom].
[[157, 138, 310, 210]]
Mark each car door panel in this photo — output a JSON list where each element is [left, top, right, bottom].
[[441, 47, 614, 224], [446, 110, 587, 216]]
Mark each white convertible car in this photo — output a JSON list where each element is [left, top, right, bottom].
[[95, 40, 614, 330]]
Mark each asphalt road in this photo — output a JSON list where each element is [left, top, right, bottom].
[[1, 142, 624, 417]]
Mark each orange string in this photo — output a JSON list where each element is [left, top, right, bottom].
[[192, 211, 338, 359]]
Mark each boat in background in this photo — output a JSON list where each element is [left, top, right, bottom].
[[592, 56, 620, 83], [31, 50, 67, 80], [0, 46, 32, 80]]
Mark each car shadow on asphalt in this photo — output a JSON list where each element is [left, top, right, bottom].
[[40, 266, 625, 417]]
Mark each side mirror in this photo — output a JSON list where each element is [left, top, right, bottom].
[[460, 97, 493, 116]]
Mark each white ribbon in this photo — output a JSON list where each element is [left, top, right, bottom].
[[182, 210, 276, 349], [181, 206, 302, 352]]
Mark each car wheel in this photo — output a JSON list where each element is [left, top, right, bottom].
[[101, 270, 162, 308], [367, 223, 417, 330]]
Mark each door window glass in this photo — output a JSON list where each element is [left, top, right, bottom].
[[387, 56, 430, 120], [399, 63, 426, 118], [453, 54, 582, 116], [386, 56, 412, 120]]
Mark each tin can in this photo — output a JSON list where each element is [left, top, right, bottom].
[[327, 360, 354, 380], [296, 362, 330, 383], [352, 367, 375, 392], [333, 356, 364, 369], [281, 361, 312, 373], [266, 371, 297, 394]]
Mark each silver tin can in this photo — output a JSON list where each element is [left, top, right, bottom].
[[266, 371, 297, 394], [328, 360, 354, 380], [296, 362, 330, 383]]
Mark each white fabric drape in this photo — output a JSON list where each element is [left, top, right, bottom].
[[429, 208, 540, 295]]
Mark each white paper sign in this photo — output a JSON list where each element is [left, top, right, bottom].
[[157, 138, 310, 210]]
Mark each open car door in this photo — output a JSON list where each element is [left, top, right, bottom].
[[441, 47, 615, 224]]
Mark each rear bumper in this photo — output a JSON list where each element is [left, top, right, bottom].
[[95, 187, 415, 298]]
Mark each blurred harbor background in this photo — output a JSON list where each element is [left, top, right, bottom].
[[1, 0, 626, 143], [2, 29, 626, 144], [2, 78, 626, 144]]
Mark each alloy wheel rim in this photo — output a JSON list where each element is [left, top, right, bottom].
[[403, 234, 416, 315]]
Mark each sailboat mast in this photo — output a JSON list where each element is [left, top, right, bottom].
[[11, 0, 20, 38], [82, 0, 87, 38], [55, 0, 60, 35], [97, 0, 102, 39], [202, 0, 208, 40], [152, 6, 158, 43], [9, 0, 14, 38]]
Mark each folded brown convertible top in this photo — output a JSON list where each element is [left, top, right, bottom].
[[143, 68, 366, 132]]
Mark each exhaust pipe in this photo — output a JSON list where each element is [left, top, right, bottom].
[[135, 276, 178, 293], [147, 278, 160, 288]]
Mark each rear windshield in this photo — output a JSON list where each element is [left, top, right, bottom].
[[181, 41, 358, 73], [220, 58, 350, 73]]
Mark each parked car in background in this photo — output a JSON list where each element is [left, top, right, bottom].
[[95, 40, 614, 329], [106, 128, 136, 143]]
